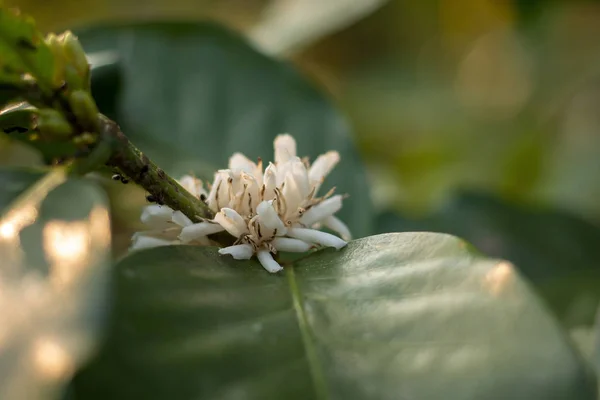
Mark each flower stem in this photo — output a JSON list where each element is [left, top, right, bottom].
[[98, 115, 214, 222]]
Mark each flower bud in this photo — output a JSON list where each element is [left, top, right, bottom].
[[44, 33, 66, 87], [68, 90, 99, 132], [45, 31, 90, 91], [36, 109, 73, 138]]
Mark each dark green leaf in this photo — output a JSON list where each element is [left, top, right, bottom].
[[77, 22, 373, 237], [376, 191, 600, 326], [74, 233, 596, 399]]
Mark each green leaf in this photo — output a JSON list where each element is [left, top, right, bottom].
[[376, 191, 600, 326], [77, 22, 373, 237], [0, 104, 77, 163], [0, 7, 55, 96], [0, 167, 112, 399], [73, 233, 596, 399]]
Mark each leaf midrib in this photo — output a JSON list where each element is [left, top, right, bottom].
[[286, 265, 329, 400]]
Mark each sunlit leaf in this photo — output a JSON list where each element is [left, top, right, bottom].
[[0, 167, 111, 399], [376, 191, 600, 326], [74, 233, 596, 399]]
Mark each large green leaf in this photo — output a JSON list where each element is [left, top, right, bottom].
[[77, 22, 373, 237], [73, 233, 595, 399], [377, 191, 600, 326], [0, 168, 112, 399]]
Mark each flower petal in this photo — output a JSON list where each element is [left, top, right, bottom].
[[130, 235, 176, 251], [239, 172, 261, 214], [178, 175, 207, 199], [281, 159, 310, 212], [287, 227, 347, 250], [292, 159, 310, 197], [262, 162, 277, 201], [171, 210, 193, 228], [300, 195, 343, 226], [219, 244, 254, 260], [229, 152, 257, 174], [140, 205, 174, 228], [274, 134, 297, 164], [323, 215, 352, 241], [257, 249, 283, 273], [272, 237, 313, 252], [206, 171, 232, 211], [256, 200, 286, 231], [309, 151, 340, 192], [214, 208, 249, 238], [180, 222, 225, 243]]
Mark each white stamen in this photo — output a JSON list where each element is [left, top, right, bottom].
[[272, 237, 314, 252], [323, 215, 351, 241], [219, 244, 254, 260], [180, 222, 225, 243], [300, 195, 343, 226], [287, 227, 347, 250], [257, 249, 283, 273]]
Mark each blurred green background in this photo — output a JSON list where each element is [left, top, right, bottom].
[[5, 0, 600, 325], [6, 0, 600, 218]]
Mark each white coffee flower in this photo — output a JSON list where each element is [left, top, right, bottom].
[[132, 134, 351, 273], [130, 176, 216, 250]]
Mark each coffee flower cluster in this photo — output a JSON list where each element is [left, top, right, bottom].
[[131, 134, 350, 273]]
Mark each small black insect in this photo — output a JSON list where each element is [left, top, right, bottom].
[[200, 193, 207, 202], [112, 174, 129, 184], [146, 194, 164, 205]]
